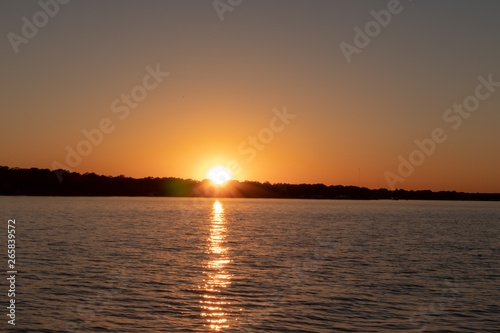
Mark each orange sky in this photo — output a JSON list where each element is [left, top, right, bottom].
[[1, 1, 499, 193]]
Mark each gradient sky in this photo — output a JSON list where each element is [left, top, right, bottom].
[[1, 0, 499, 192]]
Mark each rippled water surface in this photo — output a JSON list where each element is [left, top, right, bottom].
[[1, 197, 499, 332]]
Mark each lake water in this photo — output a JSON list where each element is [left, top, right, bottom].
[[1, 197, 499, 332]]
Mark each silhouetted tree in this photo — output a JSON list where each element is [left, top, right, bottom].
[[0, 166, 498, 201]]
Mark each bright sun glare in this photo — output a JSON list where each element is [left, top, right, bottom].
[[206, 165, 233, 185]]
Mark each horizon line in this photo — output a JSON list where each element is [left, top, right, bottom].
[[1, 165, 499, 196]]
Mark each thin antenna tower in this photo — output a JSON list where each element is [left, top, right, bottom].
[[358, 167, 360, 187]]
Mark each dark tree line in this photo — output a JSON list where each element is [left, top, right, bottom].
[[0, 166, 499, 201]]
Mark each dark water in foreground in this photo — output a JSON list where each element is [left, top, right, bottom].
[[1, 197, 499, 332]]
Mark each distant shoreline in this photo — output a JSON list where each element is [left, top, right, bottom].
[[2, 195, 499, 203], [1, 166, 499, 201]]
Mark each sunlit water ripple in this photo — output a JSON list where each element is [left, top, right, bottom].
[[1, 197, 499, 332]]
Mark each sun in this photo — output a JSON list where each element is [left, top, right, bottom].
[[206, 165, 233, 185]]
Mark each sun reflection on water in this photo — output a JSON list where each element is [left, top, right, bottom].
[[200, 200, 232, 331]]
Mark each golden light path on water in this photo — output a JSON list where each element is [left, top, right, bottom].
[[201, 200, 232, 331]]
